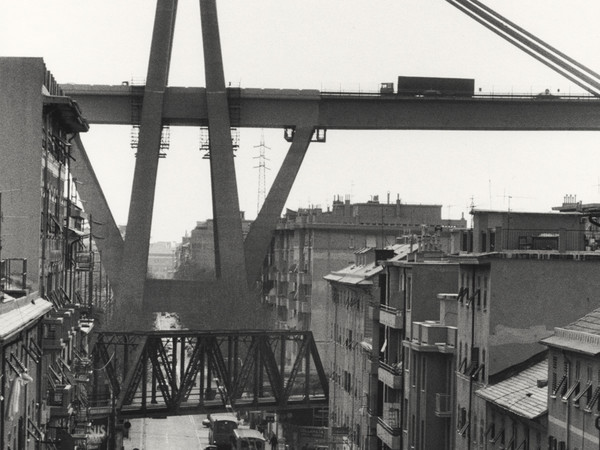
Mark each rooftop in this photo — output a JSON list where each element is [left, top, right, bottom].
[[476, 358, 548, 419], [542, 307, 600, 355]]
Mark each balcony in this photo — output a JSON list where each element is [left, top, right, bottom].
[[378, 360, 403, 389], [48, 384, 74, 418], [42, 317, 66, 351], [435, 393, 452, 418], [376, 416, 401, 449], [409, 321, 456, 353], [379, 304, 403, 329], [75, 252, 93, 271]]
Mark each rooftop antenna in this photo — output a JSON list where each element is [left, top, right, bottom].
[[253, 130, 270, 215]]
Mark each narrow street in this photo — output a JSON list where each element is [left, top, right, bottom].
[[123, 414, 210, 450], [121, 312, 210, 449]]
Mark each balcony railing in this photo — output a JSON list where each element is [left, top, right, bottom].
[[380, 304, 403, 329], [378, 360, 403, 389], [377, 415, 402, 449]]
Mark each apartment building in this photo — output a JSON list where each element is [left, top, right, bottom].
[[0, 57, 108, 449], [452, 209, 600, 450], [542, 307, 600, 449], [265, 196, 463, 369], [475, 352, 548, 450], [147, 241, 176, 279], [325, 248, 395, 449], [358, 207, 600, 450], [386, 259, 459, 450], [175, 215, 253, 280]]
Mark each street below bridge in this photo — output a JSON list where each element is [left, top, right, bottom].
[[123, 313, 211, 449], [123, 414, 210, 449]]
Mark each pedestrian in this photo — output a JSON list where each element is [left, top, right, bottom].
[[269, 432, 278, 450]]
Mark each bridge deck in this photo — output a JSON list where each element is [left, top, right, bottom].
[[63, 84, 600, 131]]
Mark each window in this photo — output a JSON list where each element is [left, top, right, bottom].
[[483, 275, 488, 309], [412, 354, 417, 386], [406, 274, 412, 310], [421, 358, 426, 391]]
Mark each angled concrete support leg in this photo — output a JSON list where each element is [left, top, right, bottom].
[[70, 135, 124, 296], [244, 126, 314, 286], [119, 0, 178, 312], [200, 0, 246, 286]]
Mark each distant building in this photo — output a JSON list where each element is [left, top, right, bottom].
[[147, 241, 176, 279], [175, 214, 253, 280]]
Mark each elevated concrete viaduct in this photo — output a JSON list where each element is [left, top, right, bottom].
[[59, 0, 600, 318]]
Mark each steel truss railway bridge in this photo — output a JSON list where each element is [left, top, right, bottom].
[[91, 330, 328, 419]]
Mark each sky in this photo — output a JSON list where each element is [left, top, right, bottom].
[[2, 1, 600, 242]]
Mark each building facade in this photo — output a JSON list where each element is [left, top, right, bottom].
[[542, 308, 600, 449], [325, 248, 393, 450], [175, 215, 253, 281], [147, 241, 176, 279], [452, 209, 600, 450], [265, 196, 464, 370], [387, 259, 459, 450], [0, 57, 111, 449]]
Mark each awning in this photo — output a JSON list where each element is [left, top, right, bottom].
[[0, 298, 54, 342]]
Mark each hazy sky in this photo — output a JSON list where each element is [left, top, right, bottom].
[[2, 1, 600, 242]]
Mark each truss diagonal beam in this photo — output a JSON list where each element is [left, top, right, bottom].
[[260, 336, 285, 404], [175, 339, 205, 405], [283, 337, 309, 402], [117, 337, 149, 408], [207, 337, 233, 404], [308, 334, 329, 398], [94, 338, 120, 397], [148, 340, 174, 406], [244, 126, 314, 285], [230, 337, 258, 401], [119, 0, 179, 310]]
